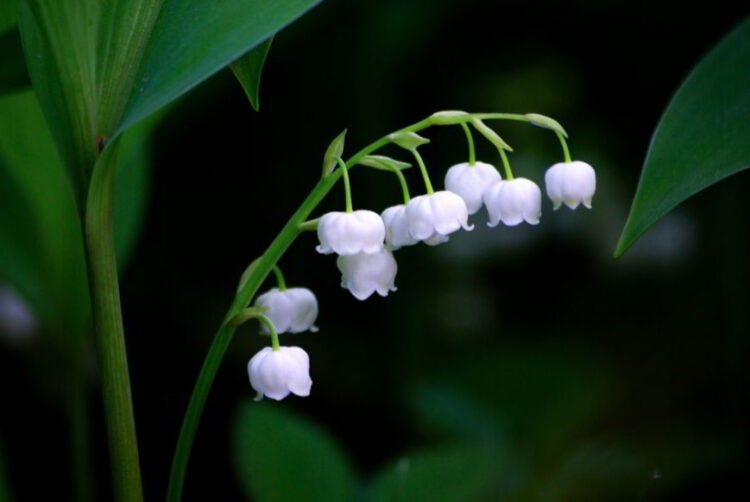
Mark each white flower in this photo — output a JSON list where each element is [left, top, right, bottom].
[[316, 210, 386, 255], [483, 178, 542, 226], [405, 191, 473, 244], [254, 287, 319, 334], [336, 248, 397, 300], [444, 161, 501, 214], [381, 204, 418, 250], [248, 346, 312, 401], [544, 161, 596, 210]]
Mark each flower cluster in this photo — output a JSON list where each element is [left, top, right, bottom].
[[244, 112, 596, 401]]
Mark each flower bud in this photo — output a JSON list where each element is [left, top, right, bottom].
[[405, 191, 473, 245], [316, 210, 386, 255], [544, 161, 596, 210], [336, 248, 397, 300], [381, 204, 418, 250], [254, 287, 319, 334], [483, 178, 542, 226], [248, 346, 312, 401], [444, 161, 501, 214]]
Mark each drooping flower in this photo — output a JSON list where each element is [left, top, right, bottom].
[[248, 346, 312, 401], [316, 210, 386, 255], [381, 204, 419, 250], [254, 287, 319, 334], [544, 161, 596, 210], [337, 248, 397, 300], [444, 161, 501, 214], [483, 178, 542, 226], [405, 191, 473, 245]]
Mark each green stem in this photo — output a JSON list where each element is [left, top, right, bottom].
[[85, 145, 143, 502], [271, 265, 287, 291], [556, 131, 572, 162], [166, 110, 549, 501], [337, 157, 354, 212], [460, 122, 476, 165], [410, 148, 434, 194], [499, 148, 514, 180], [393, 168, 411, 204]]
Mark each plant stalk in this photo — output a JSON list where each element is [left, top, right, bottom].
[[85, 146, 144, 502]]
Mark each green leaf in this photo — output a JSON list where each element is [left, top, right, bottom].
[[389, 131, 430, 150], [615, 17, 750, 257], [230, 38, 274, 111], [0, 89, 157, 335], [18, 0, 323, 202], [0, 1, 17, 32], [17, 0, 100, 199], [358, 155, 412, 172], [366, 443, 501, 502], [0, 29, 29, 94], [116, 0, 324, 135], [322, 129, 347, 177], [469, 118, 512, 151], [525, 113, 567, 138], [232, 402, 357, 502], [0, 89, 90, 341], [428, 110, 471, 125]]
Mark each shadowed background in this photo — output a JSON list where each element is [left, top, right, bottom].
[[1, 0, 749, 500]]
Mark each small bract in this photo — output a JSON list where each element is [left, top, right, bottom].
[[484, 178, 542, 226], [248, 346, 312, 401], [544, 160, 597, 210], [444, 161, 501, 214], [405, 191, 473, 245], [316, 210, 386, 255], [254, 287, 319, 334], [381, 204, 419, 250], [337, 248, 398, 300]]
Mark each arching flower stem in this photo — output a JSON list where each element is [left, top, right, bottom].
[[499, 148, 514, 180], [460, 122, 476, 165], [271, 265, 287, 291], [393, 167, 411, 204], [556, 131, 572, 163], [410, 148, 434, 194], [166, 109, 568, 502], [336, 157, 354, 212]]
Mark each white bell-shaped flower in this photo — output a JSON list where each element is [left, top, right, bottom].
[[444, 161, 501, 214], [381, 204, 419, 250], [254, 288, 319, 334], [316, 210, 386, 255], [248, 346, 312, 401], [336, 248, 397, 300], [544, 160, 596, 210], [483, 178, 542, 226], [405, 191, 473, 245]]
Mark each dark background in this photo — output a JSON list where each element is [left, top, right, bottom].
[[2, 0, 750, 500]]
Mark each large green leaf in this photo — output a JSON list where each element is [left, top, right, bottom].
[[18, 0, 322, 202], [615, 17, 750, 257], [232, 402, 357, 502], [0, 89, 89, 340], [116, 0, 322, 134], [230, 38, 274, 111], [366, 444, 502, 502], [0, 29, 29, 94], [18, 0, 100, 198], [0, 89, 159, 336]]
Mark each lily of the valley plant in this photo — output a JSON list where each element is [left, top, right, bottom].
[[166, 109, 597, 500]]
